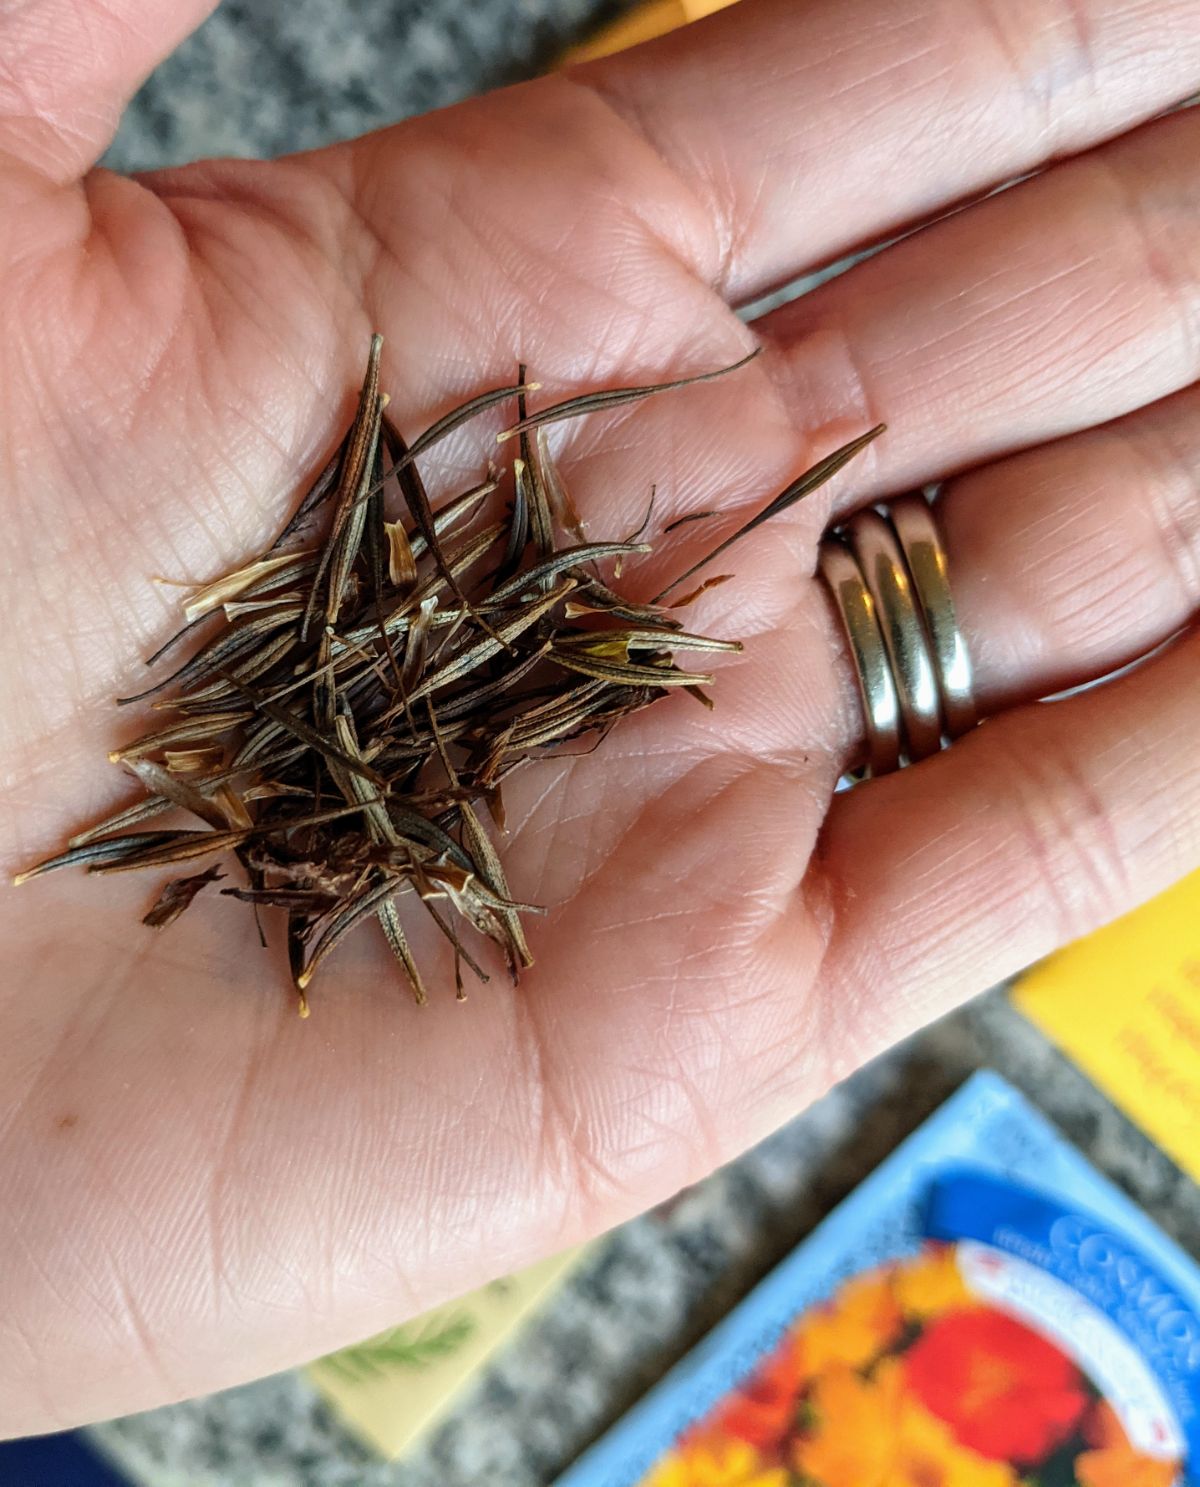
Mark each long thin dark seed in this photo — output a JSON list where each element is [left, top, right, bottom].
[[460, 800, 531, 970], [497, 364, 531, 581], [377, 900, 429, 1005], [171, 628, 299, 709], [217, 674, 384, 788], [479, 686, 614, 767], [88, 802, 389, 876], [326, 395, 384, 629], [496, 347, 761, 442], [86, 830, 248, 874], [435, 647, 548, 724], [14, 832, 192, 883], [359, 381, 534, 506], [400, 581, 574, 706], [555, 626, 742, 655], [315, 629, 342, 747], [144, 613, 209, 669], [484, 541, 649, 607], [123, 758, 238, 831], [297, 873, 410, 989], [495, 678, 610, 734], [300, 335, 385, 641], [69, 794, 175, 847], [654, 424, 885, 601], [383, 413, 511, 651], [269, 445, 342, 552], [118, 605, 302, 705], [547, 648, 714, 688], [222, 886, 342, 913], [331, 714, 394, 848]]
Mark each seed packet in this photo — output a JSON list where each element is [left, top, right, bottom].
[[1015, 868, 1200, 1184], [556, 1071, 1200, 1487], [309, 1246, 586, 1459]]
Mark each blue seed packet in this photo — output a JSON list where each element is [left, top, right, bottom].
[[557, 1071, 1200, 1487]]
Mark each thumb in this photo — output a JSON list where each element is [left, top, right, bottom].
[[0, 0, 219, 187]]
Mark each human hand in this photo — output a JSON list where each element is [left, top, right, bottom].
[[1, 0, 1198, 1435]]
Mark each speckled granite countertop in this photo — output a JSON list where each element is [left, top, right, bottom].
[[102, 0, 634, 173], [86, 7, 1199, 1484]]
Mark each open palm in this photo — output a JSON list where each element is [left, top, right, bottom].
[[2, 0, 1199, 1436]]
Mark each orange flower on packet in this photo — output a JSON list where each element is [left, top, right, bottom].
[[792, 1267, 904, 1376], [642, 1435, 787, 1487], [700, 1334, 805, 1456], [891, 1241, 972, 1320], [792, 1356, 1021, 1487], [789, 1362, 901, 1486], [1075, 1401, 1181, 1487], [1077, 1441, 1181, 1487]]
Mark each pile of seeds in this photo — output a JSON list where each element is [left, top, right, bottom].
[[16, 336, 880, 1014]]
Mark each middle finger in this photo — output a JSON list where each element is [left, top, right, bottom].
[[940, 381, 1200, 711], [753, 104, 1200, 530]]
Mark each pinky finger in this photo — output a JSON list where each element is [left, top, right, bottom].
[[811, 624, 1200, 1069]]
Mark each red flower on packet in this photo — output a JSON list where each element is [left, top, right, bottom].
[[905, 1307, 1090, 1464]]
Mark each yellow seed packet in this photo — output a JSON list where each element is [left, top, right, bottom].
[[308, 1246, 586, 1460], [564, 0, 740, 64], [1013, 869, 1200, 1183]]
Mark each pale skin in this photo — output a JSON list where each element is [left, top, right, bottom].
[[0, 0, 1198, 1437]]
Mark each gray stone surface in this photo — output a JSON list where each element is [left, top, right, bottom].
[[104, 0, 636, 174], [82, 6, 1198, 1485]]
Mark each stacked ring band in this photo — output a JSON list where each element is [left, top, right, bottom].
[[819, 493, 977, 775]]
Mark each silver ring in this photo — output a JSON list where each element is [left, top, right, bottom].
[[888, 494, 977, 738], [845, 508, 943, 762], [817, 540, 901, 775], [819, 493, 978, 775]]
